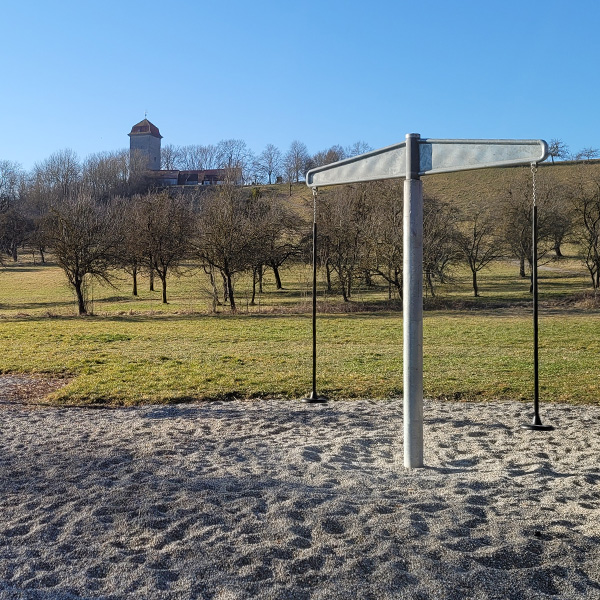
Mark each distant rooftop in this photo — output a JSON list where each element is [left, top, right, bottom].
[[128, 119, 162, 139]]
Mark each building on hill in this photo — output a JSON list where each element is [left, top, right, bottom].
[[128, 118, 230, 186], [129, 119, 162, 171]]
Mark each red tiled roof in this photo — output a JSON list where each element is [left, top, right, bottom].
[[128, 119, 162, 138]]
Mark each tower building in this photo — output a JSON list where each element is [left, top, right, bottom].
[[128, 118, 162, 170]]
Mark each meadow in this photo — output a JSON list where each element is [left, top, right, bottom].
[[0, 252, 598, 406]]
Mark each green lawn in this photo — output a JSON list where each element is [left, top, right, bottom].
[[0, 256, 598, 405]]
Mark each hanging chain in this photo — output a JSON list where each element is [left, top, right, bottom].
[[531, 163, 538, 208]]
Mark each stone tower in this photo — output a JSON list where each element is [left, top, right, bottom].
[[128, 119, 162, 170]]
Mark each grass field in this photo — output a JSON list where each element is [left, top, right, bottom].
[[0, 253, 598, 406]]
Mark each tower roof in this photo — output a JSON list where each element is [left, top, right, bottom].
[[128, 119, 162, 138]]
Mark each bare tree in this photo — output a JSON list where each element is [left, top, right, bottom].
[[365, 181, 404, 298], [455, 209, 504, 296], [160, 144, 181, 170], [311, 145, 346, 168], [217, 139, 253, 183], [318, 184, 372, 301], [113, 197, 146, 296], [0, 209, 33, 262], [195, 184, 266, 311], [138, 192, 195, 304], [82, 150, 130, 201], [45, 193, 122, 314], [33, 149, 81, 201], [0, 160, 24, 212], [247, 188, 303, 299], [575, 147, 600, 162], [572, 174, 600, 291], [548, 139, 570, 164], [498, 170, 558, 284], [422, 197, 460, 297], [284, 140, 310, 184], [255, 143, 283, 184], [346, 141, 372, 157]]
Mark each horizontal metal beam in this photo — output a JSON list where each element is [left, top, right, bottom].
[[306, 138, 548, 187]]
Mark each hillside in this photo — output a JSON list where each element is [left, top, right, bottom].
[[253, 160, 600, 219]]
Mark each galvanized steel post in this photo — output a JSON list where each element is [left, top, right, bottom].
[[403, 133, 424, 468]]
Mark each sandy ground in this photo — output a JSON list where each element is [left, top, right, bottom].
[[0, 394, 599, 599]]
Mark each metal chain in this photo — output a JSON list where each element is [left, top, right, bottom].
[[531, 163, 537, 207]]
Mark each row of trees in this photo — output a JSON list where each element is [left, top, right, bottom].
[[161, 139, 372, 188], [548, 139, 599, 163], [38, 185, 301, 314], [2, 147, 600, 314]]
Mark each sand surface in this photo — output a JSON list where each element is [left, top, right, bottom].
[[0, 397, 599, 599]]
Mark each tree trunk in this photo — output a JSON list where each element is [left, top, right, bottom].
[[75, 280, 87, 315], [472, 269, 479, 297], [554, 243, 563, 257], [132, 267, 138, 296], [271, 263, 282, 289], [250, 267, 258, 305], [257, 264, 264, 294], [206, 266, 221, 308], [519, 255, 526, 278], [11, 243, 17, 262], [227, 273, 236, 311], [149, 269, 155, 291], [426, 271, 436, 297], [159, 271, 168, 303], [325, 262, 332, 292], [222, 273, 229, 304]]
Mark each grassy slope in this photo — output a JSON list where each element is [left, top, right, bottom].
[[2, 162, 599, 406], [0, 253, 598, 405]]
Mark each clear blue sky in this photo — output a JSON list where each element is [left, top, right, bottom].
[[2, 0, 599, 170]]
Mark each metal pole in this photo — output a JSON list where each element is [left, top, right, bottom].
[[403, 133, 424, 467], [522, 166, 553, 431], [302, 188, 327, 404]]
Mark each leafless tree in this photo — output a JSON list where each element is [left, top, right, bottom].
[[575, 147, 600, 162], [548, 139, 570, 164], [137, 192, 195, 304], [247, 188, 303, 300], [44, 193, 122, 314], [571, 173, 600, 291], [455, 208, 504, 296], [311, 145, 346, 169], [0, 160, 24, 212], [422, 197, 460, 297], [217, 139, 253, 183], [113, 197, 146, 296], [160, 144, 180, 170], [32, 149, 81, 201], [498, 170, 558, 284], [284, 140, 310, 184], [0, 209, 33, 262], [365, 181, 404, 298], [318, 184, 373, 301], [345, 141, 372, 157], [195, 184, 267, 311], [255, 144, 283, 184], [82, 150, 131, 201]]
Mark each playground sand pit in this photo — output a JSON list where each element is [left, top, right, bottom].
[[0, 398, 599, 599]]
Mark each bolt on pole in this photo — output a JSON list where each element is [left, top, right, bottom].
[[403, 133, 424, 468]]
